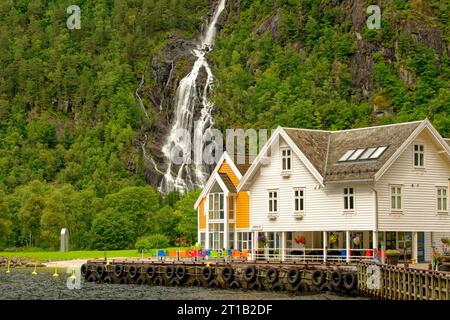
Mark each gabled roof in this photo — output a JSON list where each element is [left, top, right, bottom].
[[194, 151, 240, 209], [237, 119, 450, 190]]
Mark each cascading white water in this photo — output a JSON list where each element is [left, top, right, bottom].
[[159, 0, 227, 193]]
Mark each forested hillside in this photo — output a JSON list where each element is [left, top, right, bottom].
[[212, 0, 449, 133], [0, 0, 448, 250]]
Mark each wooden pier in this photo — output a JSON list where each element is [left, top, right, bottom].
[[83, 259, 359, 295], [358, 262, 450, 300]]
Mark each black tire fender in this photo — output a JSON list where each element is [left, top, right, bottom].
[[128, 265, 138, 279], [221, 266, 234, 282], [201, 266, 214, 282], [208, 279, 220, 289], [271, 282, 285, 292], [165, 265, 175, 279], [266, 268, 279, 284], [81, 264, 88, 277], [343, 272, 357, 291], [319, 282, 333, 292], [170, 278, 181, 287], [96, 265, 105, 279], [176, 265, 187, 282], [136, 278, 146, 285], [249, 281, 263, 291], [146, 266, 156, 279], [294, 281, 310, 294], [330, 270, 343, 289], [191, 278, 202, 287], [243, 265, 257, 282], [153, 275, 164, 286], [229, 280, 241, 289], [87, 274, 97, 283], [311, 270, 325, 287], [114, 264, 124, 277], [286, 268, 301, 285], [103, 276, 112, 284]]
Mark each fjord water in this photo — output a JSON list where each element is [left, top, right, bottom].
[[159, 0, 227, 193]]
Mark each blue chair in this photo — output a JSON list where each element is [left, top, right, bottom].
[[157, 249, 166, 257]]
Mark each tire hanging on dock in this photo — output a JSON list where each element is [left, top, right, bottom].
[[201, 266, 214, 282], [175, 265, 187, 282], [342, 272, 357, 291], [208, 279, 220, 289], [128, 265, 138, 279], [81, 264, 88, 278], [103, 276, 112, 284], [153, 275, 164, 286], [266, 268, 279, 284], [114, 264, 124, 278], [311, 270, 326, 287], [191, 278, 202, 287], [136, 278, 146, 285], [286, 268, 301, 285], [330, 270, 343, 289], [319, 282, 333, 292], [221, 266, 234, 283], [249, 281, 263, 291], [165, 265, 175, 279], [170, 278, 181, 287], [243, 265, 257, 283], [294, 281, 310, 294], [96, 265, 105, 279], [87, 274, 97, 283], [145, 266, 156, 280], [229, 280, 241, 289], [271, 282, 285, 292]]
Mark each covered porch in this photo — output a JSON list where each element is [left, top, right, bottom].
[[251, 231, 377, 263]]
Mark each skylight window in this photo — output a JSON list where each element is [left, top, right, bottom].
[[348, 148, 365, 161], [359, 147, 377, 160], [339, 150, 355, 162], [369, 146, 388, 159]]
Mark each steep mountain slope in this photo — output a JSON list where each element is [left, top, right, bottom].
[[211, 0, 449, 135]]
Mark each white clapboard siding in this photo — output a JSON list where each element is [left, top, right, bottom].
[[249, 137, 374, 232], [375, 130, 450, 232]]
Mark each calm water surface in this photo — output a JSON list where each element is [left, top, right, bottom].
[[0, 268, 365, 300]]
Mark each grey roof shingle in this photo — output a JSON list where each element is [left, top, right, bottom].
[[284, 121, 424, 182]]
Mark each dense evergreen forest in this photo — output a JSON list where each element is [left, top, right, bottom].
[[0, 0, 448, 250]]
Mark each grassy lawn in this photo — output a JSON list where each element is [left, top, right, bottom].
[[0, 247, 193, 262]]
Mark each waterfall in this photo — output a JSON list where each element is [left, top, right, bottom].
[[158, 0, 227, 194]]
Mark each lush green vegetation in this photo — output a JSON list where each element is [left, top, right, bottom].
[[211, 0, 449, 133], [0, 1, 448, 252], [0, 0, 206, 250]]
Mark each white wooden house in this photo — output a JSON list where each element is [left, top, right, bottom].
[[196, 120, 450, 263]]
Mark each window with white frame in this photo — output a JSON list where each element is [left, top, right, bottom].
[[229, 223, 235, 249], [437, 187, 448, 213], [294, 188, 305, 213], [208, 193, 224, 220], [414, 144, 424, 167], [208, 223, 224, 250], [391, 186, 403, 211], [281, 148, 292, 172], [343, 187, 355, 211], [268, 190, 278, 213], [200, 232, 206, 249], [237, 232, 252, 250]]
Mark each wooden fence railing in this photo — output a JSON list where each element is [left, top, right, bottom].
[[358, 262, 450, 300]]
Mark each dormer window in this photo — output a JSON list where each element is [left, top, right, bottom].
[[281, 148, 292, 172], [414, 144, 424, 167]]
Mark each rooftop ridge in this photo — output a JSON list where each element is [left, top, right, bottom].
[[282, 119, 425, 134]]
